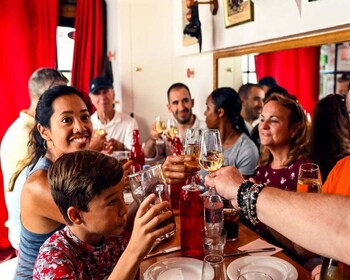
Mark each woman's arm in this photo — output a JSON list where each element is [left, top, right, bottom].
[[21, 170, 65, 232]]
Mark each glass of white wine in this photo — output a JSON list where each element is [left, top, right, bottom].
[[199, 129, 224, 173], [297, 163, 322, 193], [183, 128, 202, 188], [199, 129, 224, 197], [155, 116, 165, 134], [165, 118, 179, 140]]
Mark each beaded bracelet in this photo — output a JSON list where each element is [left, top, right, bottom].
[[237, 180, 266, 225]]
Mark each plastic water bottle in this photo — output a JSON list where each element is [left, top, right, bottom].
[[204, 187, 224, 236]]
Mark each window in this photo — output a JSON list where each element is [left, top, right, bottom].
[[241, 53, 257, 84], [56, 26, 75, 83]]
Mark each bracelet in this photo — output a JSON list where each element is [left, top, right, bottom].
[[237, 180, 265, 225]]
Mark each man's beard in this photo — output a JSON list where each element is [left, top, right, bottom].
[[175, 109, 192, 124]]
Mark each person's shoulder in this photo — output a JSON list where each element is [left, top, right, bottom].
[[333, 155, 350, 170]]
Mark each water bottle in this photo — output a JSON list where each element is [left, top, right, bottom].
[[204, 187, 224, 236]]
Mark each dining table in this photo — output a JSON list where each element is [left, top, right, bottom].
[[140, 213, 311, 279]]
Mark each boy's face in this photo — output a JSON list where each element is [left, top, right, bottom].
[[80, 179, 127, 239]]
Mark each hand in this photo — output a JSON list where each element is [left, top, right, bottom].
[[204, 166, 244, 204], [89, 132, 107, 151], [162, 155, 200, 184], [122, 160, 133, 188], [126, 194, 174, 260], [103, 138, 124, 154]]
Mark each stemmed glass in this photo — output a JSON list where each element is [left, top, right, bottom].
[[155, 116, 166, 134], [201, 254, 227, 280], [182, 128, 202, 189], [297, 163, 322, 193], [166, 118, 179, 140], [199, 129, 224, 196]]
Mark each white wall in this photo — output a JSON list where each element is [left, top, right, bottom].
[[106, 0, 350, 142]]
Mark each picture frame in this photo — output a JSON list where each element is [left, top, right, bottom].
[[224, 0, 254, 28]]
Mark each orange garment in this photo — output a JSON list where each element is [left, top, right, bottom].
[[322, 156, 350, 195]]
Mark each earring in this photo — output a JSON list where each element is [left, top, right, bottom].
[[43, 140, 47, 150]]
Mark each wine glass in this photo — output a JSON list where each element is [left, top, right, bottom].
[[155, 116, 165, 134], [297, 163, 322, 193], [199, 129, 224, 173], [182, 128, 202, 189], [201, 254, 227, 280], [165, 118, 179, 140], [199, 129, 224, 196]]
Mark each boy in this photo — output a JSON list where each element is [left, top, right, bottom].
[[33, 150, 174, 279]]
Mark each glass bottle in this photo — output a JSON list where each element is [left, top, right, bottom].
[[130, 129, 145, 171], [320, 258, 350, 279], [179, 185, 204, 258], [204, 187, 224, 236]]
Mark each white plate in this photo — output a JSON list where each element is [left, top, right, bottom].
[[143, 257, 203, 280], [227, 256, 298, 280]]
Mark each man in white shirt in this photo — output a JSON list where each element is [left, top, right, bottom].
[[238, 83, 265, 135], [143, 83, 206, 162], [1, 68, 68, 249], [89, 76, 138, 152]]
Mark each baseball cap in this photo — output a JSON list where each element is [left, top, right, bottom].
[[89, 76, 113, 94]]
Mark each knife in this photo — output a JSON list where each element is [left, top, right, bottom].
[[144, 246, 181, 259], [224, 247, 276, 257]]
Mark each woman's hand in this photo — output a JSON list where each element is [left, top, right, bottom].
[[162, 155, 200, 184], [126, 194, 174, 260]]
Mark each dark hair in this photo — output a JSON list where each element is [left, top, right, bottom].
[[211, 87, 249, 135], [309, 94, 350, 181], [260, 93, 308, 166], [49, 150, 124, 225], [167, 83, 191, 102], [238, 83, 263, 99], [8, 86, 88, 191], [258, 76, 277, 89]]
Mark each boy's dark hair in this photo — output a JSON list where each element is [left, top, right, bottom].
[[49, 150, 124, 225], [167, 83, 191, 102]]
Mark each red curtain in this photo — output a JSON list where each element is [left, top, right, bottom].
[[255, 47, 320, 115], [71, 0, 104, 104], [0, 0, 58, 250]]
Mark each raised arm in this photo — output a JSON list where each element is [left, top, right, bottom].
[[205, 166, 350, 265]]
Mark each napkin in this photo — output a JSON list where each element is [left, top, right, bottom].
[[238, 238, 282, 256]]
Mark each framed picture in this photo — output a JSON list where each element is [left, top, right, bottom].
[[224, 0, 254, 28]]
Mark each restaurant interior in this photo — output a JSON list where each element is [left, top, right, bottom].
[[1, 0, 350, 279]]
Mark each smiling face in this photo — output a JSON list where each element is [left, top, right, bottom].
[[80, 180, 127, 240], [167, 87, 194, 124], [259, 100, 295, 150], [40, 94, 92, 160], [204, 95, 219, 129], [243, 86, 265, 122]]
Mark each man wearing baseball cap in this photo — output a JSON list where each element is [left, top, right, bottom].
[[89, 76, 138, 152]]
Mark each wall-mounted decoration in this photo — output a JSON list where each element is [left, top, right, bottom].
[[224, 0, 254, 28]]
